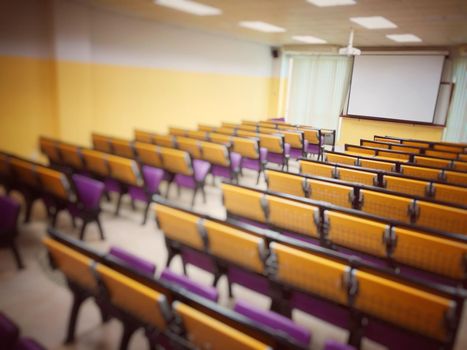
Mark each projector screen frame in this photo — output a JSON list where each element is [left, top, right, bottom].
[[343, 53, 448, 126]]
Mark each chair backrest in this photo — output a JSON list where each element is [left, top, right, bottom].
[[237, 130, 258, 138], [374, 136, 400, 144], [169, 127, 187, 137], [81, 149, 110, 177], [204, 220, 266, 273], [10, 158, 38, 187], [303, 130, 320, 145], [444, 170, 467, 186], [270, 243, 349, 305], [135, 142, 163, 168], [425, 150, 458, 160], [160, 269, 218, 302], [92, 133, 112, 153], [96, 264, 170, 330], [413, 156, 452, 169], [153, 134, 176, 148], [107, 155, 142, 186], [402, 140, 430, 148], [222, 122, 238, 129], [324, 210, 388, 258], [187, 130, 208, 141], [58, 144, 84, 170], [72, 174, 104, 210], [109, 246, 156, 276], [391, 145, 420, 154], [325, 153, 357, 166], [232, 138, 260, 159], [359, 158, 396, 172], [176, 137, 202, 159], [308, 179, 354, 209], [155, 205, 206, 249], [217, 127, 237, 135], [222, 184, 267, 222], [377, 150, 411, 161], [300, 161, 335, 179], [434, 144, 464, 153], [37, 166, 74, 201], [110, 138, 134, 159], [209, 133, 232, 145], [259, 135, 284, 154], [266, 170, 307, 197], [336, 167, 378, 186], [399, 164, 442, 181], [383, 175, 430, 197], [201, 142, 230, 167], [267, 195, 320, 238], [39, 137, 61, 163], [0, 196, 21, 231], [391, 227, 467, 280], [432, 183, 467, 206], [282, 131, 303, 149], [198, 124, 217, 132], [415, 201, 467, 234], [360, 190, 414, 223], [353, 270, 454, 342], [453, 161, 467, 172], [361, 140, 390, 149], [43, 237, 97, 291], [346, 146, 376, 157], [134, 130, 154, 143], [160, 148, 193, 176], [173, 302, 272, 350]]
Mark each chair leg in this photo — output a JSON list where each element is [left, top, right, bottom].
[[182, 260, 188, 276], [104, 191, 111, 202], [23, 199, 34, 223], [227, 277, 234, 298], [114, 193, 123, 216], [64, 290, 88, 344], [201, 186, 207, 204], [52, 210, 59, 228], [255, 170, 261, 185], [79, 221, 88, 241], [164, 182, 172, 198], [10, 241, 24, 269], [191, 187, 199, 207], [130, 198, 136, 211], [119, 324, 137, 350], [96, 217, 105, 240], [142, 201, 151, 225], [176, 184, 181, 197], [71, 216, 77, 229]]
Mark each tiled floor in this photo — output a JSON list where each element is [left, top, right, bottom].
[[0, 160, 466, 350]]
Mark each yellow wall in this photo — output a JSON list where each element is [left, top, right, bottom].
[[0, 56, 273, 155], [0, 56, 58, 158], [338, 117, 444, 145]]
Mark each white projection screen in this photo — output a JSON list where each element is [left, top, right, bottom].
[[347, 55, 445, 123]]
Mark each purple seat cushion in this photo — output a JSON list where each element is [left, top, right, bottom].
[[228, 266, 270, 296], [306, 144, 320, 155], [15, 338, 46, 350], [266, 152, 285, 165], [289, 148, 304, 159], [242, 158, 261, 171], [192, 160, 210, 182], [72, 175, 104, 210], [290, 291, 350, 329], [160, 268, 219, 302], [211, 165, 232, 179], [324, 340, 356, 350], [0, 313, 19, 349], [0, 196, 21, 231], [109, 247, 156, 276], [284, 142, 291, 156], [142, 166, 164, 194], [234, 300, 311, 346], [128, 186, 147, 202], [230, 152, 242, 172], [104, 178, 122, 193], [180, 248, 216, 273], [174, 174, 196, 189]]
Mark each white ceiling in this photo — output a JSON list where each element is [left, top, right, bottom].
[[84, 0, 467, 47]]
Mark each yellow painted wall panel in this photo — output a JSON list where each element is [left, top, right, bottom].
[[0, 56, 58, 158], [338, 117, 444, 146]]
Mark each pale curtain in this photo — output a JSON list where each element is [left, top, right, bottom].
[[444, 57, 467, 142], [286, 55, 352, 130]]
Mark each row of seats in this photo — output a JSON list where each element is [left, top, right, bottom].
[[361, 139, 467, 160], [264, 169, 467, 235], [135, 128, 268, 184], [154, 199, 466, 350], [299, 158, 467, 206], [374, 135, 467, 153], [44, 230, 310, 350], [0, 152, 105, 242], [40, 137, 165, 223], [345, 144, 467, 171], [181, 125, 293, 170], [324, 151, 467, 186], [220, 182, 467, 285], [93, 133, 242, 183]]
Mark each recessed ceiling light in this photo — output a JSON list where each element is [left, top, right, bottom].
[[293, 35, 327, 44], [350, 16, 397, 29], [307, 0, 356, 7], [386, 34, 422, 42], [239, 21, 286, 33], [154, 0, 222, 16]]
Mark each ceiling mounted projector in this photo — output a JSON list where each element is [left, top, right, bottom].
[[339, 29, 361, 56]]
